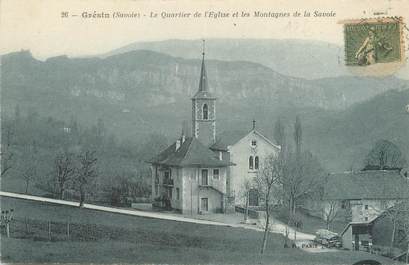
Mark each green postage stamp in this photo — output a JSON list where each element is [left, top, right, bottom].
[[343, 17, 405, 67]]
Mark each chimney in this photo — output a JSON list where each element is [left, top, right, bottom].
[[176, 139, 181, 151], [181, 120, 188, 143]]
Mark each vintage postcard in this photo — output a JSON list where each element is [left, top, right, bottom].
[[1, 0, 409, 264]]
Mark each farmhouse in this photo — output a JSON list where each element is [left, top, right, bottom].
[[341, 204, 408, 254], [323, 170, 409, 251]]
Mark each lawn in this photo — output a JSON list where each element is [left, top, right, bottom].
[[272, 207, 348, 235], [0, 196, 399, 264]]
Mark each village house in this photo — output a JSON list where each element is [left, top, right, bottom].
[[323, 170, 409, 251]]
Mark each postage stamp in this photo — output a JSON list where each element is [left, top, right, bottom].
[[342, 17, 405, 67]]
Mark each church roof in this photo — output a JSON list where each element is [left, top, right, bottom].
[[148, 137, 232, 168], [192, 51, 215, 99], [210, 129, 280, 151]]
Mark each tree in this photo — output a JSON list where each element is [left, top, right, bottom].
[[1, 124, 14, 176], [396, 200, 409, 264], [255, 153, 285, 254], [75, 150, 98, 207], [19, 144, 38, 194], [365, 140, 406, 170], [279, 151, 324, 215], [274, 118, 286, 146], [21, 162, 36, 194], [322, 200, 340, 230], [294, 115, 302, 157], [239, 179, 252, 223], [54, 152, 75, 199]]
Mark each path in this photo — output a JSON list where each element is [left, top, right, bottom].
[[0, 191, 314, 240]]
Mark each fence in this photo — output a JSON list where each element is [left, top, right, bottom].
[[1, 217, 108, 242]]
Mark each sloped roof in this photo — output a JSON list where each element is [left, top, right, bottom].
[[324, 170, 409, 201], [192, 54, 215, 99], [148, 137, 231, 167], [210, 129, 280, 151], [211, 130, 248, 151]]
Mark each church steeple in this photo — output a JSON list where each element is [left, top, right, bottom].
[[192, 40, 214, 100], [198, 40, 209, 92], [192, 40, 217, 147]]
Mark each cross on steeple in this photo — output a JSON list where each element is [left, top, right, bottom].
[[252, 119, 256, 130], [198, 39, 208, 92], [202, 39, 205, 59]]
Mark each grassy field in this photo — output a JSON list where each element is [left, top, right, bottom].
[[0, 196, 399, 264], [271, 207, 348, 235]]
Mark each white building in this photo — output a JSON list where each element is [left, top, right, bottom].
[[210, 122, 281, 206]]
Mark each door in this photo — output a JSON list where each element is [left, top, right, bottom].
[[249, 189, 259, 206], [201, 198, 208, 212], [354, 234, 359, 251]]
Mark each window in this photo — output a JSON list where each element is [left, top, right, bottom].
[[164, 170, 171, 179], [255, 156, 259, 169], [364, 217, 368, 221], [213, 169, 220, 180], [201, 169, 208, 186], [168, 188, 173, 199], [155, 184, 159, 196], [251, 140, 257, 146], [176, 188, 180, 200], [364, 205, 368, 210], [203, 104, 208, 120], [249, 156, 254, 169]]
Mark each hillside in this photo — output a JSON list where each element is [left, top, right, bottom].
[[304, 89, 409, 171], [103, 38, 409, 80], [1, 196, 393, 264], [1, 50, 408, 172], [103, 39, 349, 80]]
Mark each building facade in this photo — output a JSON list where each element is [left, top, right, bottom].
[[211, 126, 280, 206]]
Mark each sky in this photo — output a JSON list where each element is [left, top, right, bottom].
[[0, 0, 408, 78]]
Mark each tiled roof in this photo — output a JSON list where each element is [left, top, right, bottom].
[[324, 170, 409, 200], [211, 130, 248, 151], [148, 137, 231, 167]]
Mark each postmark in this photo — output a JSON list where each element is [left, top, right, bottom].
[[341, 17, 406, 76]]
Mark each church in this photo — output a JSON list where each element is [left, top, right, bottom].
[[149, 45, 280, 214]]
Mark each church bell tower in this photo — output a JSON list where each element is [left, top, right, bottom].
[[192, 40, 216, 147]]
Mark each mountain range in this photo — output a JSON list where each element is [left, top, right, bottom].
[[1, 47, 409, 171], [103, 39, 349, 80]]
